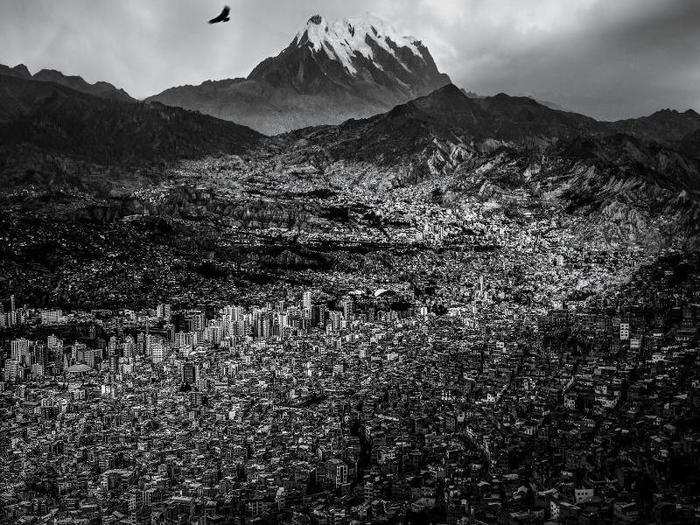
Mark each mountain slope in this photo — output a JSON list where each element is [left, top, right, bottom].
[[249, 14, 449, 97], [0, 63, 134, 102], [278, 84, 700, 241], [290, 84, 603, 163], [0, 74, 262, 183], [32, 68, 134, 102], [148, 14, 451, 135], [286, 85, 700, 200], [610, 108, 700, 145], [680, 128, 700, 160]]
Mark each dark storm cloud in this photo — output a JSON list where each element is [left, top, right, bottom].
[[476, 0, 700, 119], [0, 0, 697, 119]]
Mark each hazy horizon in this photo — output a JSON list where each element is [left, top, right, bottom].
[[1, 0, 698, 120]]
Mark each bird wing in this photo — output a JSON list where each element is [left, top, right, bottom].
[[208, 6, 230, 23]]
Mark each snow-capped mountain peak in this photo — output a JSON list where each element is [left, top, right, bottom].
[[152, 13, 450, 134], [294, 13, 424, 75]]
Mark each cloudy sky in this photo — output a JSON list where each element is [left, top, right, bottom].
[[1, 0, 698, 119]]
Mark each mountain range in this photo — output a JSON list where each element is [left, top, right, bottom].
[[0, 13, 698, 308], [3, 12, 699, 144], [287, 83, 700, 168], [0, 63, 133, 102]]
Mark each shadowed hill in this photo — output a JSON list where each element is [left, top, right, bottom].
[[0, 74, 263, 169], [610, 108, 700, 145]]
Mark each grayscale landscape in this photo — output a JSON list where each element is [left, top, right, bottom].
[[0, 2, 698, 523]]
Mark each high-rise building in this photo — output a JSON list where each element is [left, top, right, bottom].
[[620, 322, 630, 340], [313, 304, 327, 327], [341, 297, 354, 321], [174, 331, 195, 348], [329, 311, 343, 332], [109, 356, 120, 374], [151, 341, 165, 363], [182, 362, 197, 384], [156, 303, 172, 322], [32, 345, 47, 366], [46, 334, 63, 349], [11, 338, 30, 361], [188, 312, 206, 332], [136, 333, 147, 355], [3, 359, 22, 382], [41, 309, 63, 325], [123, 336, 135, 358], [204, 325, 222, 344], [325, 459, 348, 488], [303, 291, 312, 311]]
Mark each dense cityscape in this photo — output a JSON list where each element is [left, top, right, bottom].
[[1, 250, 698, 524]]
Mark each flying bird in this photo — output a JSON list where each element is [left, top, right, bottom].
[[208, 6, 230, 24]]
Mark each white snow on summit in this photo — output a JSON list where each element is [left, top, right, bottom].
[[294, 13, 424, 75]]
